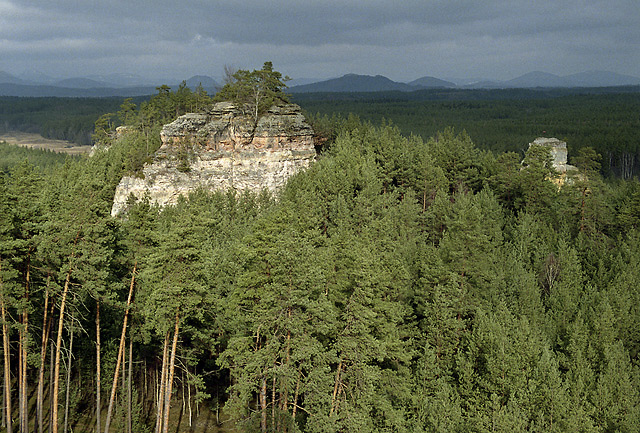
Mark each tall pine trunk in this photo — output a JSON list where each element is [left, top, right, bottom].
[[2, 374, 5, 429], [49, 340, 54, 430], [63, 327, 74, 433], [155, 331, 170, 433], [22, 263, 29, 433], [260, 377, 267, 433], [52, 266, 73, 433], [104, 263, 136, 433], [292, 370, 301, 422], [18, 331, 22, 433], [161, 311, 180, 433], [95, 302, 101, 433], [1, 260, 12, 433], [18, 258, 29, 433], [330, 359, 343, 416], [271, 376, 276, 432], [19, 319, 27, 433], [187, 371, 192, 427], [127, 336, 133, 433], [37, 278, 52, 433]]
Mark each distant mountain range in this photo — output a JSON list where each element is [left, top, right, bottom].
[[0, 71, 221, 97], [289, 71, 640, 93], [0, 70, 638, 97], [288, 73, 456, 93], [464, 71, 640, 89]]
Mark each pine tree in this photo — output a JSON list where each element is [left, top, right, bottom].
[[214, 62, 290, 124], [220, 200, 332, 432], [0, 173, 16, 433]]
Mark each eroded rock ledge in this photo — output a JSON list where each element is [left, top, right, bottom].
[[111, 102, 316, 216]]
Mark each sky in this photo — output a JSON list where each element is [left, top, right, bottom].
[[1, 0, 639, 83]]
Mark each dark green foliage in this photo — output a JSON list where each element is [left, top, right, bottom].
[[298, 90, 640, 179], [0, 141, 75, 173], [3, 83, 640, 433], [214, 62, 290, 123]]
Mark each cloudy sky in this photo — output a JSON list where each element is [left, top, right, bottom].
[[1, 0, 638, 83]]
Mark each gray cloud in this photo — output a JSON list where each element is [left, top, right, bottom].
[[1, 0, 638, 81]]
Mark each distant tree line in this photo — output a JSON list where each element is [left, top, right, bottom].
[[2, 86, 639, 179], [0, 97, 125, 145], [0, 142, 75, 173], [297, 90, 640, 179]]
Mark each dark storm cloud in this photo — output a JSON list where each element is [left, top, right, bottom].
[[1, 0, 638, 81]]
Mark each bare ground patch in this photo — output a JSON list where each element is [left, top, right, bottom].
[[0, 131, 91, 155]]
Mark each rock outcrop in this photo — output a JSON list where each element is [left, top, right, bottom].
[[528, 137, 575, 173], [111, 103, 316, 216], [527, 137, 579, 185]]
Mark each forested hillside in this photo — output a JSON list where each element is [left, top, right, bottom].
[[0, 97, 125, 146], [296, 89, 640, 179], [0, 142, 74, 173], [1, 83, 640, 433]]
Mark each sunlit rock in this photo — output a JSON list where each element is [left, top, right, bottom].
[[111, 102, 316, 216]]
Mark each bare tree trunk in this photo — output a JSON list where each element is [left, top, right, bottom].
[[18, 339, 22, 432], [122, 347, 126, 413], [127, 336, 133, 433], [282, 326, 291, 425], [162, 312, 180, 433], [271, 376, 276, 432], [2, 374, 5, 429], [18, 318, 23, 433], [423, 181, 428, 211], [95, 302, 101, 433], [17, 259, 29, 433], [154, 331, 170, 433], [49, 339, 54, 431], [292, 370, 301, 421], [152, 363, 157, 414], [260, 377, 267, 433], [104, 263, 136, 433], [37, 277, 52, 433], [143, 358, 147, 409], [330, 360, 342, 416], [187, 373, 192, 428], [52, 266, 73, 433], [63, 328, 74, 433], [1, 264, 13, 433], [21, 264, 29, 433]]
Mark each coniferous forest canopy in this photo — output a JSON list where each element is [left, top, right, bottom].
[[1, 72, 640, 433], [2, 86, 639, 178]]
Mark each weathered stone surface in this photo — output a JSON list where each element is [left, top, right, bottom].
[[527, 137, 580, 186], [528, 137, 577, 174], [111, 102, 315, 216]]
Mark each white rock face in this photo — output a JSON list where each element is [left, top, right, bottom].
[[528, 137, 577, 174], [111, 103, 316, 216]]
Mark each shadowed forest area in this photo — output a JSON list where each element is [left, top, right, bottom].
[[296, 88, 640, 178], [1, 83, 640, 432]]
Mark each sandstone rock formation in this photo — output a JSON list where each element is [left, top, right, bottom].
[[111, 102, 316, 216], [527, 137, 579, 185], [528, 137, 574, 173]]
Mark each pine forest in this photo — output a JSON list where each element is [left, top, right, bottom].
[[1, 78, 640, 433]]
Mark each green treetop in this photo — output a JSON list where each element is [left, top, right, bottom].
[[214, 61, 290, 123]]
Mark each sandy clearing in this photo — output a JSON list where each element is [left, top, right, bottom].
[[0, 131, 92, 155]]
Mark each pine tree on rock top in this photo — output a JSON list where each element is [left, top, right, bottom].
[[214, 62, 290, 124]]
